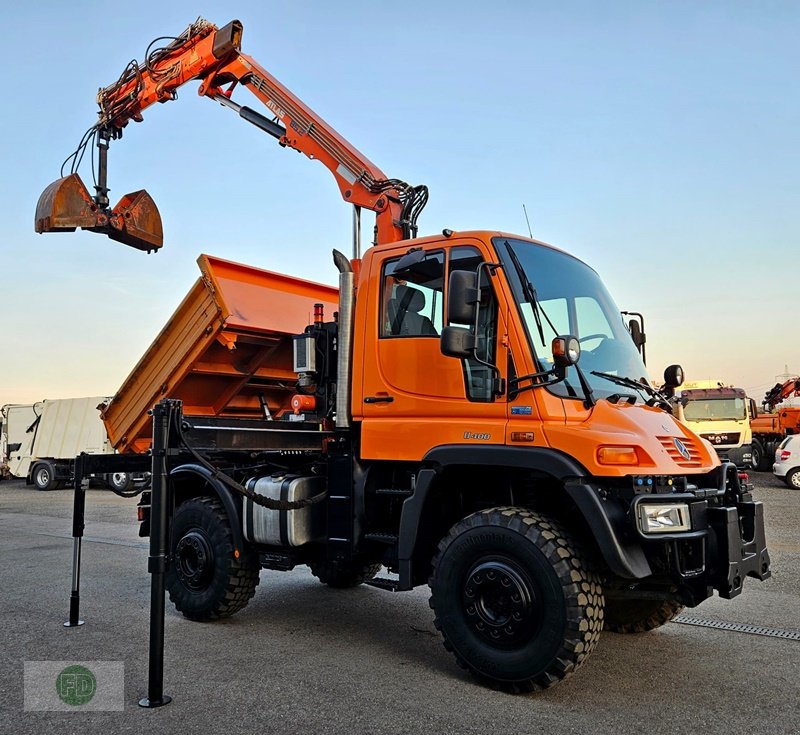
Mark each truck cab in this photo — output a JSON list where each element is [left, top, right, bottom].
[[357, 231, 713, 474], [673, 383, 755, 468]]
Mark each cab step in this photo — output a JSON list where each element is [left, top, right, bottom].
[[364, 532, 399, 544], [375, 487, 413, 497], [365, 577, 401, 591]]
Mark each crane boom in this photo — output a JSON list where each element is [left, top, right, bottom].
[[35, 19, 427, 252]]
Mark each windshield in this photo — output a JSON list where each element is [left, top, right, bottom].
[[683, 398, 746, 421], [496, 238, 650, 402]]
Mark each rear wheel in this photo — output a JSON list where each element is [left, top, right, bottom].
[[309, 558, 382, 588], [166, 496, 260, 621], [604, 597, 684, 633], [429, 507, 604, 693], [785, 468, 800, 490], [106, 472, 141, 497], [33, 462, 57, 491]]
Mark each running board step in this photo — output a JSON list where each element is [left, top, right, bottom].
[[365, 577, 401, 591], [364, 532, 399, 544], [375, 487, 413, 497]]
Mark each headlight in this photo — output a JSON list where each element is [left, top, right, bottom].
[[637, 503, 691, 534]]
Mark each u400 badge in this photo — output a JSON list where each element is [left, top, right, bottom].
[[464, 431, 491, 441]]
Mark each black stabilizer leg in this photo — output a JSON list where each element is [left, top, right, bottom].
[[139, 399, 176, 708], [64, 453, 87, 627]]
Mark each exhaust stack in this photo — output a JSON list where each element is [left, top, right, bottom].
[[35, 172, 163, 252], [332, 249, 354, 429]]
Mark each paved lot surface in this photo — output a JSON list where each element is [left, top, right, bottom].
[[1, 472, 798, 734]]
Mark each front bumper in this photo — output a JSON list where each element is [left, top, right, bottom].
[[713, 443, 752, 469], [572, 463, 771, 604]]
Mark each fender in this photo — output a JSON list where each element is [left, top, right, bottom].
[[397, 444, 651, 588], [170, 463, 246, 556]]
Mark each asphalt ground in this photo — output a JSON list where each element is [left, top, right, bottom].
[[1, 472, 798, 734]]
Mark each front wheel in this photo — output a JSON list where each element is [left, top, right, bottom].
[[604, 597, 684, 633], [751, 439, 769, 472], [166, 496, 260, 621], [429, 507, 604, 693]]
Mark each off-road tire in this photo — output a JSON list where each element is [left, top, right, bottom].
[[604, 597, 683, 633], [33, 462, 57, 491], [429, 507, 604, 693], [166, 496, 260, 621], [309, 558, 382, 588]]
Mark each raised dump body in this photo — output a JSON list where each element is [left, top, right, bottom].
[[101, 254, 339, 453]]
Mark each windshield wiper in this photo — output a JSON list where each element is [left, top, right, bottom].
[[590, 371, 670, 410], [505, 242, 595, 408], [505, 243, 546, 346]]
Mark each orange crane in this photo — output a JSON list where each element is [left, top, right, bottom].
[[34, 19, 770, 694], [763, 378, 800, 411], [35, 19, 427, 255]]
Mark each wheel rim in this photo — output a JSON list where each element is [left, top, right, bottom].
[[791, 472, 800, 489], [752, 446, 761, 469], [175, 529, 215, 591], [462, 558, 540, 647], [37, 468, 50, 486], [111, 472, 127, 488]]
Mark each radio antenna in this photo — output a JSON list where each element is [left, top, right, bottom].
[[522, 204, 533, 238]]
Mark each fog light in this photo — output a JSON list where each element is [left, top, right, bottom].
[[638, 503, 691, 534]]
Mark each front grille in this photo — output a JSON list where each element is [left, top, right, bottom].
[[700, 432, 741, 446], [657, 435, 704, 468]]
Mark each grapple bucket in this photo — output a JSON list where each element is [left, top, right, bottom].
[[108, 189, 163, 252], [34, 173, 98, 232], [34, 173, 164, 252]]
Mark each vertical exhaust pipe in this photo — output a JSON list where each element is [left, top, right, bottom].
[[332, 249, 354, 429]]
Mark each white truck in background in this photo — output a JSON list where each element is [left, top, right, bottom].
[[1, 402, 43, 480], [1, 397, 144, 494], [673, 380, 756, 469]]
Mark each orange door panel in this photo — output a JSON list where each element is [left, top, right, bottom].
[[358, 238, 508, 461]]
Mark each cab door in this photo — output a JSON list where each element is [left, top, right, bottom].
[[359, 239, 509, 461]]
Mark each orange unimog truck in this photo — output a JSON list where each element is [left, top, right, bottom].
[[35, 19, 770, 693]]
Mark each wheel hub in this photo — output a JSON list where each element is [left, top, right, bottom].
[[462, 559, 538, 646], [175, 530, 214, 590]]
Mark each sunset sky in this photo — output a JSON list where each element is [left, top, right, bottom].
[[2, 0, 798, 406]]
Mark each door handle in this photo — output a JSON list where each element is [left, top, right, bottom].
[[364, 395, 394, 404]]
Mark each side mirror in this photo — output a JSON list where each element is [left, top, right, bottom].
[[628, 319, 646, 350], [440, 326, 476, 359], [447, 270, 479, 324], [552, 335, 581, 367]]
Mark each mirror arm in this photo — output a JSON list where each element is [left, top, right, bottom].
[[508, 367, 562, 398]]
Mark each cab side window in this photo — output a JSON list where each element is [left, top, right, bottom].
[[381, 252, 444, 337], [449, 246, 498, 402]]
